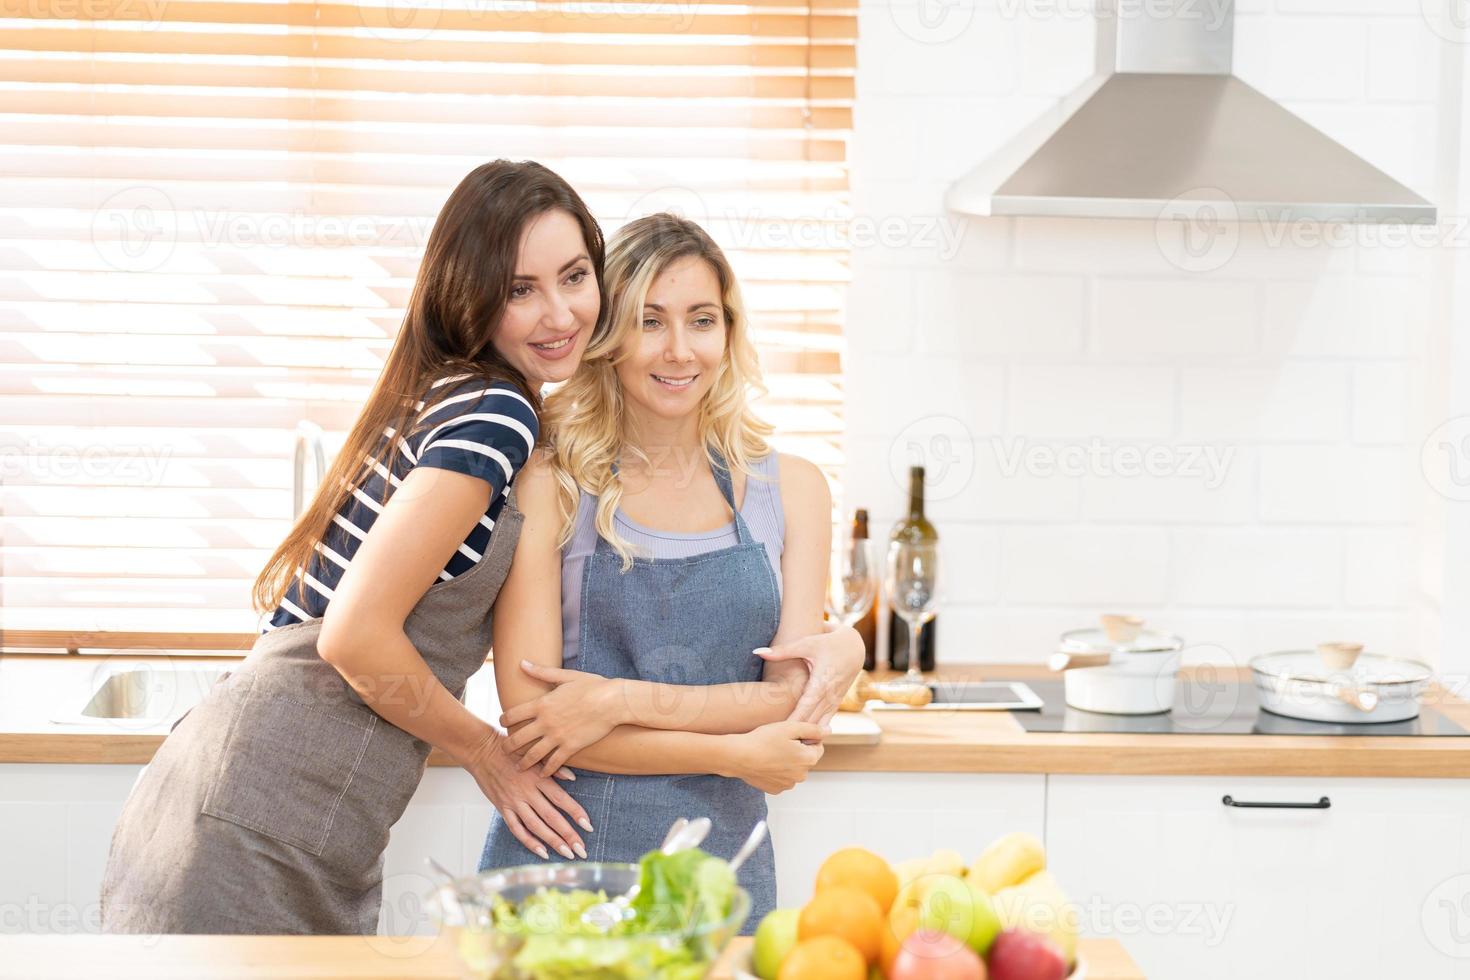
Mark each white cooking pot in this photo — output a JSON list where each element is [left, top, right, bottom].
[[1250, 644, 1433, 724], [1050, 615, 1184, 716]]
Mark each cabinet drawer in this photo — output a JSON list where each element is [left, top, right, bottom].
[[767, 772, 1046, 907], [1045, 775, 1470, 980]]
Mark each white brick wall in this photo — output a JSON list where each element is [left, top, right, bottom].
[[842, 1, 1461, 671]]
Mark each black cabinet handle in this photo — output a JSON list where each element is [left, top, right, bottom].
[[1222, 795, 1331, 810]]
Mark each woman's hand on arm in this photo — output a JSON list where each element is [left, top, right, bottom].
[[563, 720, 825, 794], [499, 661, 627, 775], [759, 621, 865, 728], [317, 462, 588, 862], [757, 455, 864, 729], [503, 661, 805, 771]]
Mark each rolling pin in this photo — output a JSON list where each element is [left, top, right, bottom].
[[839, 673, 933, 711]]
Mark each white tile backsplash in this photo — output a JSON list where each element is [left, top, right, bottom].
[[1007, 365, 1176, 438], [1178, 363, 1350, 442], [1092, 279, 1261, 358], [840, 0, 1451, 665]]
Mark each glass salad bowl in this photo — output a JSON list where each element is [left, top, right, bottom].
[[428, 858, 750, 980]]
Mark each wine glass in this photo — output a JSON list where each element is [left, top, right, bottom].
[[885, 540, 940, 685], [826, 533, 877, 628]]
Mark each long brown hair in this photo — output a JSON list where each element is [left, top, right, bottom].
[[252, 160, 607, 613]]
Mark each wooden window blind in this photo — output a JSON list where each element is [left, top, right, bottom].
[[0, 0, 854, 645]]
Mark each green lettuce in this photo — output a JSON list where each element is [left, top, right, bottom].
[[486, 848, 736, 979]]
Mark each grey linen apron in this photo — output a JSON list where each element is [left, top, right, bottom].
[[99, 488, 525, 935], [477, 451, 781, 933]]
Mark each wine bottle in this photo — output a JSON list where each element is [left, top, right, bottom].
[[851, 508, 879, 671], [888, 466, 937, 673]]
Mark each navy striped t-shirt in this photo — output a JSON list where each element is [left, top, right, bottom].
[[264, 374, 539, 632]]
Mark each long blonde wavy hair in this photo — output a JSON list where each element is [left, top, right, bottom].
[[542, 212, 774, 567]]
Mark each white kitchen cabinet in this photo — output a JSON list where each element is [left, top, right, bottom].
[[1045, 775, 1470, 980], [381, 770, 1049, 932], [766, 772, 1047, 907], [0, 764, 143, 935]]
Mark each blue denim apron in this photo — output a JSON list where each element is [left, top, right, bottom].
[[479, 450, 781, 931]]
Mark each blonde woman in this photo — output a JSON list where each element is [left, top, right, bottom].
[[477, 213, 863, 926]]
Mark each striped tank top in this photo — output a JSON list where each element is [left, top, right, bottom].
[[559, 450, 786, 668], [264, 374, 539, 632]]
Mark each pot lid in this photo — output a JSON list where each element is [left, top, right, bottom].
[[1250, 650, 1432, 687], [1060, 627, 1184, 656]]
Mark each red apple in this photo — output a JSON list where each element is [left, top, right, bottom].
[[889, 929, 986, 980], [985, 929, 1067, 980]]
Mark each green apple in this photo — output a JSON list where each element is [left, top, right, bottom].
[[752, 907, 800, 980], [915, 874, 1003, 957]]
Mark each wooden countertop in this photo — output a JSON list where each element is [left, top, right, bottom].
[[712, 936, 1145, 980], [5, 657, 1470, 778], [0, 934, 1142, 980]]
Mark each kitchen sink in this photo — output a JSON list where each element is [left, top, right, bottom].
[[52, 664, 234, 727]]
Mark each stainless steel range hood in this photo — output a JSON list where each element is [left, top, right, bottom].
[[945, 0, 1435, 224]]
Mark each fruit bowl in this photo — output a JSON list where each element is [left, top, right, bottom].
[[428, 861, 750, 979], [730, 946, 1088, 980]]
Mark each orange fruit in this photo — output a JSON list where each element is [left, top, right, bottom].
[[815, 848, 900, 914], [798, 887, 885, 964], [882, 901, 921, 975], [778, 936, 867, 980]]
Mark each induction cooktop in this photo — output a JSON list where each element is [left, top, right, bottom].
[[1003, 675, 1470, 736]]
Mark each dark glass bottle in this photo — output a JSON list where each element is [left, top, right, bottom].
[[851, 508, 879, 671], [888, 466, 937, 673]]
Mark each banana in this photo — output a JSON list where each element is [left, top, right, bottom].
[[967, 831, 1046, 894]]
